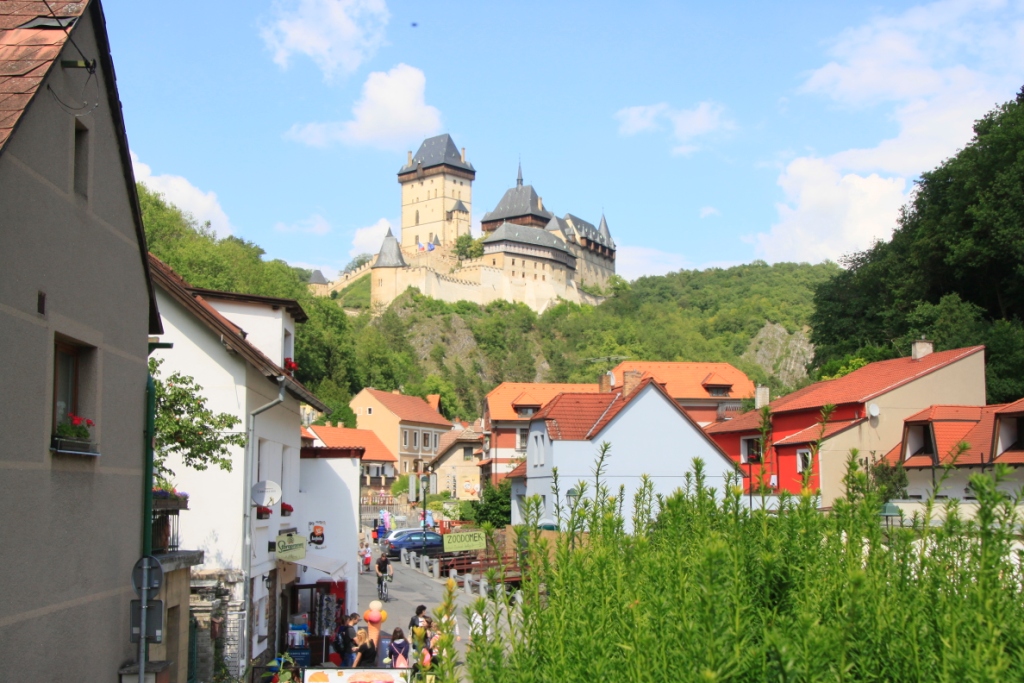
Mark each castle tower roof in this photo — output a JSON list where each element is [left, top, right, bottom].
[[309, 269, 329, 285], [598, 214, 615, 248], [564, 213, 616, 251], [482, 179, 553, 225], [398, 134, 475, 175], [372, 228, 407, 268]]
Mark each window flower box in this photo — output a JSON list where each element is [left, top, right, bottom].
[[256, 506, 272, 520], [281, 501, 294, 517], [50, 435, 100, 456]]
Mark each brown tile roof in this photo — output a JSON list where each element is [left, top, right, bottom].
[[187, 287, 308, 323], [426, 394, 440, 412], [300, 426, 315, 440], [429, 427, 483, 468], [486, 382, 600, 421], [308, 425, 395, 462], [507, 462, 527, 478], [996, 398, 1024, 415], [889, 404, 1005, 469], [149, 254, 327, 411], [611, 361, 755, 401], [773, 418, 867, 446], [704, 347, 985, 434], [364, 388, 450, 427]]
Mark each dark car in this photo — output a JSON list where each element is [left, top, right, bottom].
[[383, 531, 445, 558]]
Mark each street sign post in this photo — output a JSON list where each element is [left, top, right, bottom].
[[131, 555, 164, 683]]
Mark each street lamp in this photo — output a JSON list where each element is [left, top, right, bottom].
[[880, 502, 901, 531], [566, 488, 579, 508]]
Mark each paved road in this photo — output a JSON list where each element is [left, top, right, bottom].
[[354, 545, 478, 664]]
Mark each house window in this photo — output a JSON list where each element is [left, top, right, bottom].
[[797, 448, 812, 473], [512, 259, 515, 265], [74, 120, 89, 197], [434, 433, 439, 449], [708, 387, 729, 397], [415, 211, 419, 225], [517, 428, 529, 452], [53, 342, 80, 431], [413, 432, 419, 448], [422, 431, 430, 450], [516, 407, 536, 417], [463, 446, 474, 461], [367, 407, 373, 415], [741, 437, 762, 465], [403, 430, 409, 447]]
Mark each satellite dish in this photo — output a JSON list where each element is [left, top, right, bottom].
[[251, 480, 282, 507], [867, 403, 881, 418]]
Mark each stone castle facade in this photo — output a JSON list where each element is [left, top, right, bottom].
[[309, 134, 617, 313]]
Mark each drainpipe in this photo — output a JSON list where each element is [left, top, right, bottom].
[[240, 376, 287, 675], [143, 374, 156, 555]]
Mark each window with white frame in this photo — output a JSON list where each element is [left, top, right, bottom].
[[403, 430, 408, 448], [423, 431, 430, 450], [517, 428, 529, 451], [741, 437, 762, 465], [796, 448, 812, 473], [413, 431, 419, 449]]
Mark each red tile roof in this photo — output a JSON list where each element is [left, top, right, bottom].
[[0, 2, 89, 151], [363, 388, 450, 427], [486, 382, 600, 421], [705, 347, 985, 434], [887, 404, 1004, 468], [535, 391, 621, 440], [308, 425, 395, 462], [773, 418, 866, 446], [905, 405, 984, 423], [300, 426, 315, 440], [506, 462, 527, 478], [996, 398, 1024, 415], [611, 361, 754, 401], [426, 394, 441, 412]]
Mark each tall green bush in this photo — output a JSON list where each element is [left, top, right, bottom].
[[463, 446, 1024, 682]]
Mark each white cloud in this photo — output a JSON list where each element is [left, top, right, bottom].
[[699, 206, 720, 219], [350, 217, 392, 258], [615, 245, 692, 280], [285, 63, 442, 150], [261, 0, 389, 79], [274, 213, 332, 235], [131, 152, 235, 237], [758, 0, 1024, 262], [615, 101, 734, 155]]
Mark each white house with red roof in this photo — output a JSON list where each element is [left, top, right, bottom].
[[512, 374, 739, 531], [610, 361, 755, 425], [705, 340, 986, 507], [307, 424, 398, 493], [881, 399, 1024, 514], [149, 255, 333, 671]]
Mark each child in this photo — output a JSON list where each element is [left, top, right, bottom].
[[360, 543, 372, 573]]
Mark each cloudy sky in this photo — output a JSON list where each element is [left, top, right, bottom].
[[108, 0, 1024, 280]]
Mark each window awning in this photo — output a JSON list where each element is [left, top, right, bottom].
[[288, 553, 347, 579]]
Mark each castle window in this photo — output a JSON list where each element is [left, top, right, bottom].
[[512, 259, 515, 265], [492, 259, 496, 266], [415, 211, 419, 225], [522, 272, 525, 278], [543, 275, 546, 281], [534, 274, 537, 280], [512, 271, 515, 277]]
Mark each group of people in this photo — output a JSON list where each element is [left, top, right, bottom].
[[332, 603, 459, 670]]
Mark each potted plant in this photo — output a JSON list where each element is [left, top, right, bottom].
[[284, 357, 299, 374], [51, 413, 98, 454], [152, 485, 190, 511], [256, 506, 272, 520], [281, 501, 294, 517]]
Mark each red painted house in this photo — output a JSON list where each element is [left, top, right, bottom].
[[704, 341, 987, 506]]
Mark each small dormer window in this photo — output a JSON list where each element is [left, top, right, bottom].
[[708, 387, 729, 397]]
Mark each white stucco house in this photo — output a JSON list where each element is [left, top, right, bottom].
[[149, 255, 349, 673], [511, 375, 740, 531]]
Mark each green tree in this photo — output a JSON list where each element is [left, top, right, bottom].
[[454, 234, 484, 260], [310, 378, 356, 428], [344, 253, 373, 273], [472, 478, 513, 527], [149, 358, 247, 483]]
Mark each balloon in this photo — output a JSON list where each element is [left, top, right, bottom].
[[369, 600, 383, 612], [380, 610, 387, 622], [366, 609, 382, 623]]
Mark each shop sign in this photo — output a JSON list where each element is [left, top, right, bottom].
[[443, 529, 486, 553], [275, 532, 306, 561], [308, 520, 327, 549]]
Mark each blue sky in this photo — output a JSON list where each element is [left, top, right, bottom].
[[108, 0, 1024, 280]]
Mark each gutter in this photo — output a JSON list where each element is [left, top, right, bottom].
[[240, 376, 286, 671]]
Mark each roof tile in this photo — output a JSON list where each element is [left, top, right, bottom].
[[308, 425, 395, 462], [611, 361, 755, 401], [486, 382, 600, 421], [364, 388, 450, 427], [773, 418, 866, 446]]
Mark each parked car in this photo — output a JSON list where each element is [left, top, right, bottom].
[[383, 531, 445, 558], [384, 527, 421, 542]]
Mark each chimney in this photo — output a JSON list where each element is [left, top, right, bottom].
[[538, 197, 544, 210], [599, 372, 612, 393], [407, 151, 413, 165], [392, 389, 401, 395], [912, 336, 933, 361], [755, 385, 770, 409], [623, 370, 643, 396], [461, 147, 466, 163]]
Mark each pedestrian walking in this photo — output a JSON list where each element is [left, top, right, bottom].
[[352, 629, 377, 668], [387, 627, 411, 668]]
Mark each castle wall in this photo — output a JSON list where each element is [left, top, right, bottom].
[[570, 243, 615, 290]]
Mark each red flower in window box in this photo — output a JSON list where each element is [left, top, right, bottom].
[[281, 501, 294, 516], [284, 357, 299, 374], [56, 413, 95, 440], [256, 506, 272, 520]]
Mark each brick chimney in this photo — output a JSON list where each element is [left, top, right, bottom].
[[461, 147, 466, 163], [912, 336, 934, 361], [538, 197, 544, 210], [599, 372, 612, 393], [755, 385, 770, 409], [623, 370, 643, 396]]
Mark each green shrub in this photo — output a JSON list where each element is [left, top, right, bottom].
[[391, 474, 409, 497], [464, 444, 1024, 682]]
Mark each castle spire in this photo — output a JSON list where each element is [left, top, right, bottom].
[[517, 160, 523, 187]]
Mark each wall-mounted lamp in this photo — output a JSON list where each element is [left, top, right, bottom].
[[566, 488, 579, 506], [263, 574, 272, 589]]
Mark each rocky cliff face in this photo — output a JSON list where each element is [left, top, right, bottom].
[[743, 322, 815, 388]]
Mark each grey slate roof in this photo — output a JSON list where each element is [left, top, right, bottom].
[[545, 215, 572, 238], [598, 214, 615, 247], [483, 222, 571, 254], [482, 184, 553, 223], [450, 199, 469, 214], [398, 134, 475, 174], [372, 228, 407, 268], [309, 269, 329, 285], [431, 234, 441, 246], [563, 213, 615, 250]]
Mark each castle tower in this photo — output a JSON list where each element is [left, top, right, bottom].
[[397, 134, 475, 249], [480, 164, 553, 232], [370, 228, 408, 307]]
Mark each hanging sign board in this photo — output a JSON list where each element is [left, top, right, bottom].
[[251, 480, 282, 507], [276, 532, 306, 561], [308, 520, 327, 550], [131, 556, 164, 596], [130, 599, 164, 643], [443, 529, 486, 553]]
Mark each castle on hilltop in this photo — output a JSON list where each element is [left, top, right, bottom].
[[308, 134, 617, 313]]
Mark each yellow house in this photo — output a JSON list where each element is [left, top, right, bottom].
[[429, 426, 487, 500], [350, 388, 452, 475]]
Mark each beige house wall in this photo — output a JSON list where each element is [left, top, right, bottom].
[[433, 445, 483, 500], [352, 390, 401, 459], [817, 352, 987, 507], [149, 565, 194, 683]]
